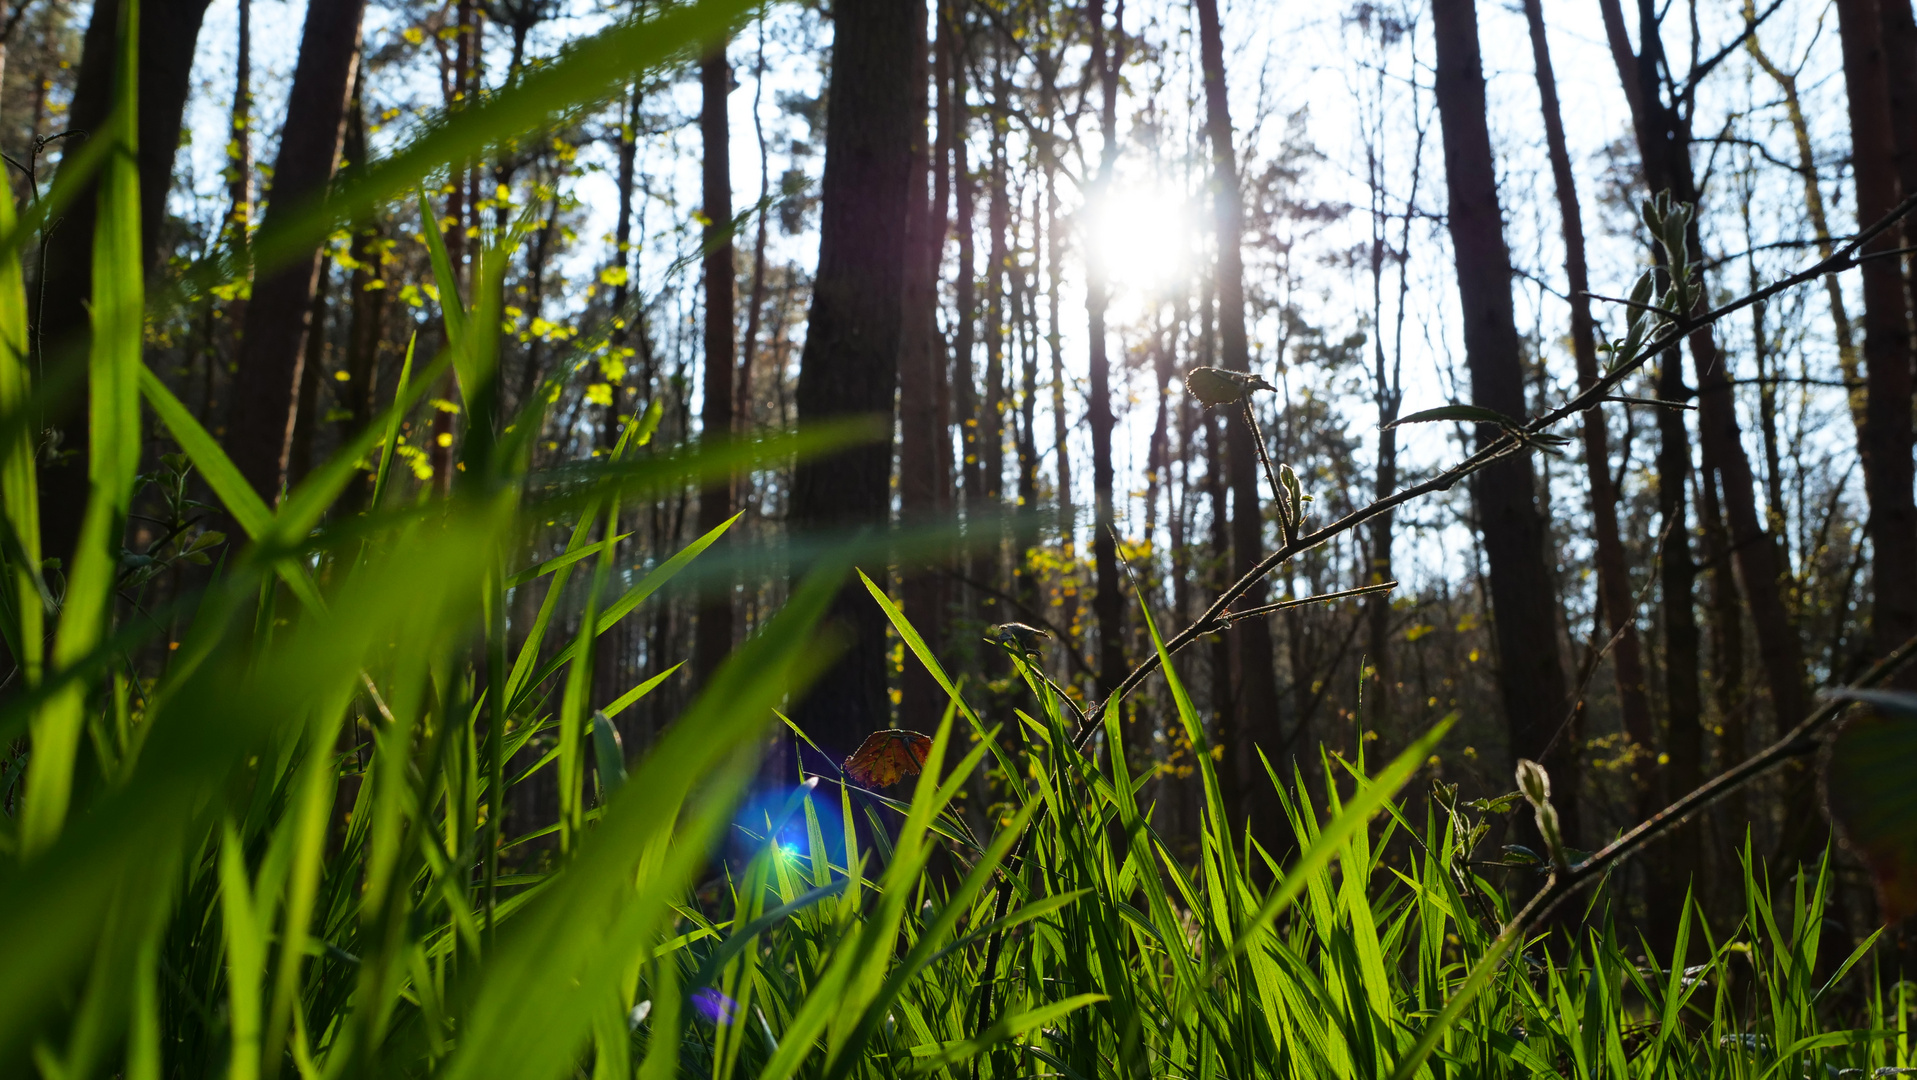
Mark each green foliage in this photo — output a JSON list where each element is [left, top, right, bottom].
[[0, 3, 1910, 1078]]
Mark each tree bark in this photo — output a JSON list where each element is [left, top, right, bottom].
[[1523, 0, 1656, 807], [1877, 0, 1917, 206], [34, 0, 213, 564], [225, 0, 367, 502], [1432, 0, 1578, 847], [788, 0, 921, 761], [1086, 0, 1126, 698], [898, 6, 948, 728], [691, 46, 736, 690], [1194, 0, 1286, 844], [1834, 0, 1917, 677]]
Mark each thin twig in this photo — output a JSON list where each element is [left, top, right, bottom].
[[1209, 580, 1399, 628]]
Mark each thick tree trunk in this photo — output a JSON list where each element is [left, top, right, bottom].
[[898, 8, 948, 728], [1194, 0, 1285, 844], [1878, 0, 1917, 204], [1834, 0, 1917, 676], [225, 0, 367, 502], [1432, 0, 1578, 847], [1523, 0, 1656, 805], [1086, 0, 1126, 698], [35, 0, 213, 564], [788, 0, 921, 761], [691, 47, 736, 689]]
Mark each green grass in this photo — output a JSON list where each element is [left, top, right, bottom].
[[0, 1, 1911, 1077]]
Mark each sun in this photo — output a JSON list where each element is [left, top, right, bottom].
[[1082, 182, 1195, 295]]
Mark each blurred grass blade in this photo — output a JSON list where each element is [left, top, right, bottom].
[[371, 332, 418, 509], [0, 153, 40, 688], [25, 4, 142, 855]]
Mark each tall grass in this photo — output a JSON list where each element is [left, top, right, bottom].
[[0, 1, 1911, 1077]]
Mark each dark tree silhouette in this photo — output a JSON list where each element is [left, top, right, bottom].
[[1432, 0, 1578, 846], [225, 0, 367, 501], [788, 0, 923, 761]]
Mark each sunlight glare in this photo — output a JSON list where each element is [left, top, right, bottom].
[[1083, 183, 1193, 295]]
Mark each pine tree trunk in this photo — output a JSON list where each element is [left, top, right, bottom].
[[898, 8, 948, 729], [1432, 0, 1578, 848], [1086, 0, 1126, 698], [691, 47, 736, 689], [788, 0, 922, 761], [226, 0, 367, 502], [1834, 0, 1917, 678], [34, 0, 214, 564], [1194, 0, 1286, 845], [1523, 0, 1656, 808]]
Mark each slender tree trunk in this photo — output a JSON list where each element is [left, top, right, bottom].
[[1086, 0, 1126, 698], [224, 0, 252, 247], [1652, 332, 1704, 934], [983, 64, 1010, 628], [691, 46, 736, 690], [950, 21, 983, 628], [1834, 0, 1917, 679], [1045, 144, 1077, 667], [1599, 0, 1814, 862], [1524, 0, 1656, 806], [898, 8, 948, 729], [737, 26, 772, 428], [1745, 23, 1864, 437], [1432, 0, 1578, 848], [1194, 0, 1286, 845], [788, 0, 921, 761], [225, 0, 366, 502], [608, 83, 641, 356], [1699, 454, 1746, 889], [34, 0, 214, 564]]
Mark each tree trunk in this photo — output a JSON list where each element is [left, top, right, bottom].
[[898, 6, 948, 728], [1523, 0, 1656, 807], [1432, 0, 1578, 847], [1086, 0, 1126, 698], [788, 0, 921, 761], [1598, 0, 1814, 862], [225, 0, 367, 502], [1194, 0, 1286, 844], [1045, 145, 1078, 671], [1651, 333, 1704, 938], [1745, 22, 1864, 438], [1877, 0, 1917, 206], [691, 46, 736, 689], [1834, 0, 1917, 678], [949, 20, 983, 630], [287, 257, 331, 485], [223, 0, 252, 248], [34, 0, 214, 564]]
